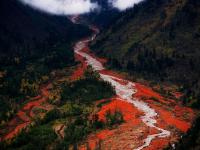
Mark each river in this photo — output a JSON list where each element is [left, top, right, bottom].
[[73, 25, 171, 150]]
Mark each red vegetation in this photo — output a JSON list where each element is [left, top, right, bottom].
[[80, 84, 195, 149], [135, 83, 194, 132], [173, 92, 183, 99], [0, 26, 196, 150], [149, 102, 193, 132], [0, 84, 51, 141], [70, 53, 87, 81], [97, 98, 143, 123], [3, 122, 30, 141], [133, 83, 195, 149], [143, 138, 170, 150], [80, 98, 146, 149], [75, 35, 195, 149], [135, 83, 162, 99]]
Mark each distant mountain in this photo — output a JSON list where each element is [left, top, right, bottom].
[[82, 0, 120, 29]]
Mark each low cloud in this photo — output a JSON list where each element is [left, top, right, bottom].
[[109, 0, 143, 10], [18, 0, 144, 15], [19, 0, 98, 15]]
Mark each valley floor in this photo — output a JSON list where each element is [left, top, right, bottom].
[[72, 27, 195, 150], [0, 23, 196, 150]]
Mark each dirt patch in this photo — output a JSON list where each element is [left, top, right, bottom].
[[54, 124, 65, 139]]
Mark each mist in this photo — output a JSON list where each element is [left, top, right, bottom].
[[18, 0, 144, 15], [109, 0, 144, 10], [19, 0, 98, 15]]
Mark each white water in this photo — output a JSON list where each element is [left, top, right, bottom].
[[74, 32, 170, 149]]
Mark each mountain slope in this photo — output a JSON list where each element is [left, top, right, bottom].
[[0, 0, 91, 123], [92, 0, 200, 107], [0, 0, 90, 62]]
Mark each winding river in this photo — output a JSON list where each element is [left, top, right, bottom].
[[73, 26, 171, 150], [0, 17, 192, 149]]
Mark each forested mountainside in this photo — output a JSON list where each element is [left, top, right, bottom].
[[0, 0, 90, 61], [92, 0, 200, 108], [0, 0, 91, 123]]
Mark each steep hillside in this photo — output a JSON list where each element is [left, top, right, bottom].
[[0, 0, 90, 62], [92, 0, 200, 108], [0, 0, 91, 124]]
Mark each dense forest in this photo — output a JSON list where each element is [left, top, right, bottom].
[[92, 0, 200, 108], [0, 0, 91, 124]]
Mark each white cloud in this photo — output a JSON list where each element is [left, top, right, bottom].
[[18, 0, 144, 15], [109, 0, 143, 10], [19, 0, 98, 15]]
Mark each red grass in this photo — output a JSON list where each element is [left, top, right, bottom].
[[80, 98, 145, 149], [1, 29, 196, 150], [149, 102, 193, 133], [70, 53, 87, 80], [97, 98, 143, 123], [0, 84, 51, 141], [17, 111, 29, 122], [135, 83, 163, 100], [143, 138, 170, 150], [173, 92, 183, 99], [76, 40, 195, 149], [135, 83, 194, 133], [3, 122, 30, 140]]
